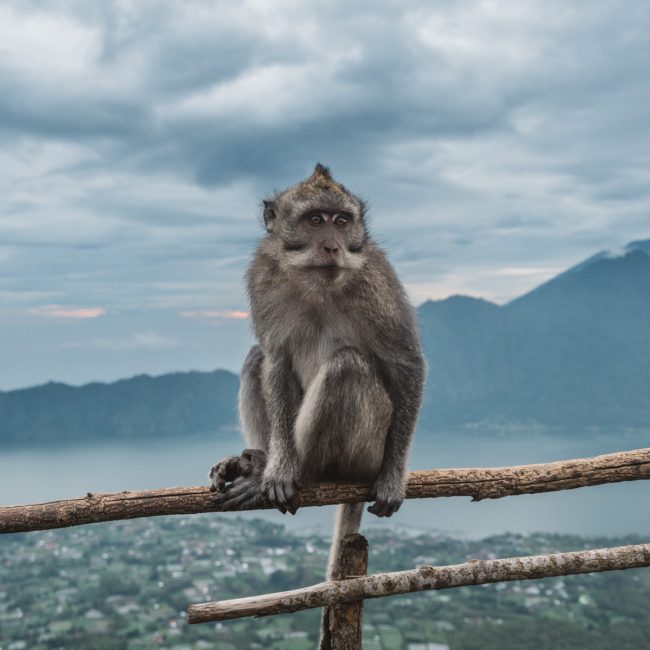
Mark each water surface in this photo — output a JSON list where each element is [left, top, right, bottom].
[[1, 430, 648, 539]]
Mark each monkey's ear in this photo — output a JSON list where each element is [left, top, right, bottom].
[[262, 200, 276, 232]]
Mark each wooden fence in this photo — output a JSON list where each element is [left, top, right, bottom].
[[1, 447, 650, 649]]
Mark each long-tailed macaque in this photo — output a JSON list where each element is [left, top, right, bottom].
[[209, 164, 425, 578]]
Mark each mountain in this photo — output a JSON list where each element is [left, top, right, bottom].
[[0, 370, 239, 443], [419, 239, 650, 430], [1, 238, 649, 443]]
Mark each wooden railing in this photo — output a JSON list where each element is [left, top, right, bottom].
[[2, 447, 650, 649]]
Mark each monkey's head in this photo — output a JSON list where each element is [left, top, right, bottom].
[[261, 164, 369, 288]]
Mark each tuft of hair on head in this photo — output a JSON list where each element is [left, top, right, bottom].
[[305, 163, 340, 191], [311, 163, 332, 180]]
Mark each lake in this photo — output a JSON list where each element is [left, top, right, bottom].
[[1, 429, 648, 539]]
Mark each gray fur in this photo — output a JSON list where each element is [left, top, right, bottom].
[[210, 164, 426, 577]]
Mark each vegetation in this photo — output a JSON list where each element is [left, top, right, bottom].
[[0, 516, 648, 649]]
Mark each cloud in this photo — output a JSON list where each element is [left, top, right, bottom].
[[28, 305, 106, 319], [62, 330, 181, 351], [180, 310, 250, 320], [1, 0, 649, 385], [405, 264, 563, 306]]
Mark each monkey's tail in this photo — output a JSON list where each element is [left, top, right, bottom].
[[326, 502, 364, 580]]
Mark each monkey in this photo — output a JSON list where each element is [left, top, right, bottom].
[[209, 163, 425, 579]]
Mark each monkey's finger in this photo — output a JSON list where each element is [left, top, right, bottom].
[[367, 502, 380, 516], [209, 457, 240, 491], [261, 481, 273, 502], [242, 449, 266, 471], [213, 479, 259, 510], [242, 448, 265, 459], [282, 480, 297, 505], [208, 468, 226, 492], [219, 456, 241, 478], [273, 484, 290, 514], [286, 487, 300, 515], [214, 476, 250, 500], [224, 490, 261, 510], [239, 451, 256, 476], [368, 500, 391, 517], [281, 481, 296, 503], [212, 485, 236, 506], [264, 483, 288, 514], [213, 470, 229, 490], [277, 484, 294, 515], [382, 501, 402, 517], [271, 482, 287, 506], [239, 457, 253, 476]]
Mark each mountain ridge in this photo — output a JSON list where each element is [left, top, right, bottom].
[[2, 238, 649, 442], [0, 368, 239, 443]]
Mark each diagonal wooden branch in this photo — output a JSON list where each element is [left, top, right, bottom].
[[1, 447, 649, 534], [187, 542, 650, 623]]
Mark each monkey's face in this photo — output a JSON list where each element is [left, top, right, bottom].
[[262, 165, 368, 289], [278, 204, 367, 280]]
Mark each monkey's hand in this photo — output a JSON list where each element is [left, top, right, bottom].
[[260, 460, 301, 516], [367, 474, 405, 518], [209, 448, 267, 492]]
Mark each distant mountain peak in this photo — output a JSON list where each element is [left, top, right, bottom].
[[567, 238, 650, 274], [506, 236, 650, 308], [419, 295, 499, 310], [625, 238, 650, 256]]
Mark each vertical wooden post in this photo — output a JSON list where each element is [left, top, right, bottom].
[[319, 533, 369, 650]]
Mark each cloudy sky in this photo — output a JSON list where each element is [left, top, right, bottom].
[[1, 0, 649, 390]]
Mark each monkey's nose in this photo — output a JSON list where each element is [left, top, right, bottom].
[[323, 243, 339, 254]]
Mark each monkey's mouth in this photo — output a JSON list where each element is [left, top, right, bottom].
[[307, 264, 343, 279]]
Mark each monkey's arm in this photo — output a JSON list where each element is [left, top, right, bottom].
[[369, 344, 425, 517], [260, 355, 303, 514]]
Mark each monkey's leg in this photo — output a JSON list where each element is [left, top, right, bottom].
[[294, 346, 391, 484], [209, 345, 270, 497], [238, 345, 271, 451], [294, 347, 392, 578]]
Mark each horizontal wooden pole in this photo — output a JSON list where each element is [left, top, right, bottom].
[[1, 447, 649, 534], [188, 541, 650, 623]]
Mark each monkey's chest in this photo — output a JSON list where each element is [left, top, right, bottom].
[[290, 320, 360, 391]]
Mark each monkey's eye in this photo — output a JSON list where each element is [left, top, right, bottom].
[[308, 214, 324, 226], [333, 215, 349, 227]]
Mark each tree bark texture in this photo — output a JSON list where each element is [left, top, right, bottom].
[[1, 447, 649, 534], [187, 542, 650, 623], [320, 534, 368, 650]]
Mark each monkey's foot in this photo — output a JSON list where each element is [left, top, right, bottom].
[[367, 476, 405, 518], [208, 448, 266, 492], [212, 474, 267, 511], [260, 473, 300, 516]]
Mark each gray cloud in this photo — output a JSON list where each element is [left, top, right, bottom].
[[1, 0, 649, 387], [61, 330, 183, 351]]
